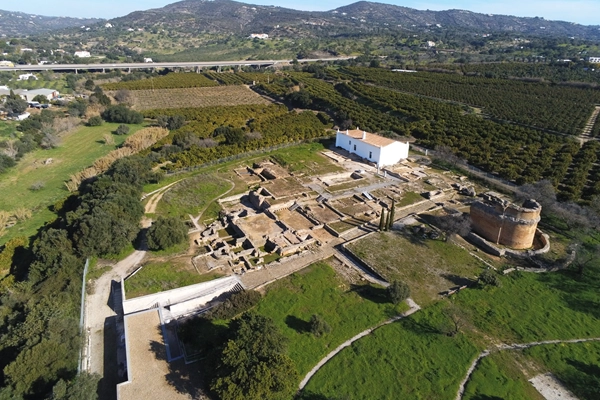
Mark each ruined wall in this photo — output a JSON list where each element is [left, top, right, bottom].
[[470, 195, 541, 249]]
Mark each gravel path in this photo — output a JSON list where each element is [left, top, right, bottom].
[[298, 298, 421, 390], [455, 337, 600, 400]]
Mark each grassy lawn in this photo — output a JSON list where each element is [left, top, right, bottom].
[[124, 261, 223, 298], [156, 174, 233, 219], [453, 266, 600, 343], [270, 142, 342, 176], [0, 120, 18, 142], [463, 352, 544, 400], [348, 231, 484, 305], [398, 191, 425, 207], [524, 342, 600, 400], [255, 261, 408, 376], [302, 304, 480, 400], [0, 123, 143, 244]]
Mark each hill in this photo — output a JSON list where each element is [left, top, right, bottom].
[[0, 9, 102, 36], [103, 0, 600, 40]]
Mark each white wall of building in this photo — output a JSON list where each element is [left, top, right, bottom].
[[335, 130, 409, 167]]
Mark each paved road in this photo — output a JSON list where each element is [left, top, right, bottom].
[[0, 57, 354, 72]]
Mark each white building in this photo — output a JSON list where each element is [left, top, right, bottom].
[[19, 88, 59, 102], [74, 51, 91, 58], [143, 58, 153, 63], [249, 33, 269, 39], [335, 129, 409, 167], [589, 57, 600, 63], [18, 73, 37, 81]]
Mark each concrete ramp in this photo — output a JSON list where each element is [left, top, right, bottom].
[[122, 275, 243, 317]]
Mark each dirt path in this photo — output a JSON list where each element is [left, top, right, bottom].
[[298, 298, 421, 390], [144, 180, 182, 214], [579, 105, 600, 143], [455, 337, 600, 400]]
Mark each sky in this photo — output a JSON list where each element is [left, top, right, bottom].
[[2, 0, 599, 26]]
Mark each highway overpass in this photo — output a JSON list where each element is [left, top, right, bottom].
[[0, 57, 354, 73]]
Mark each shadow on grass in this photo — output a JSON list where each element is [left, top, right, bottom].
[[469, 396, 504, 400], [349, 284, 389, 304], [296, 391, 349, 400], [441, 273, 475, 288], [536, 266, 600, 320], [563, 359, 600, 398], [400, 314, 444, 336], [285, 315, 311, 334]]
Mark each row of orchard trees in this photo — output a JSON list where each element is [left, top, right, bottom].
[[332, 67, 600, 135]]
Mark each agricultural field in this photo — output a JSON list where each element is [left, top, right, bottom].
[[111, 86, 271, 110], [124, 261, 223, 298], [302, 304, 480, 400], [102, 72, 218, 90], [347, 230, 484, 305], [0, 123, 142, 244]]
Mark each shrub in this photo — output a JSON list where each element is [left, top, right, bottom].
[[309, 314, 331, 337], [115, 124, 130, 135], [87, 116, 103, 127], [29, 181, 45, 191], [479, 269, 502, 287], [101, 104, 143, 124], [387, 280, 410, 305], [206, 290, 262, 320], [146, 216, 188, 251]]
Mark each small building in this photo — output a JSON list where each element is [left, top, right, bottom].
[[143, 58, 153, 63], [0, 61, 14, 68], [249, 33, 269, 39], [589, 56, 600, 64], [335, 129, 409, 168], [18, 73, 37, 81], [74, 51, 91, 58], [18, 88, 59, 102], [105, 22, 113, 28]]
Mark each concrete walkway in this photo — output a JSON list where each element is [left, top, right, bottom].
[[455, 337, 600, 400], [299, 298, 421, 390]]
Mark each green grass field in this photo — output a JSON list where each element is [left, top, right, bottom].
[[524, 342, 600, 400], [454, 267, 600, 343], [124, 261, 223, 298], [463, 352, 544, 400], [398, 191, 425, 207], [348, 231, 484, 305], [0, 123, 143, 244], [0, 120, 18, 142], [156, 174, 233, 220], [270, 142, 342, 176], [255, 261, 407, 376], [302, 304, 480, 400]]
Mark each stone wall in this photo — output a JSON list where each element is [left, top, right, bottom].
[[470, 194, 541, 249]]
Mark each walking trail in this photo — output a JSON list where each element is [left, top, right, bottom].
[[298, 298, 421, 390], [455, 337, 600, 400]]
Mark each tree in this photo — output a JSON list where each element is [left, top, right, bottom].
[[114, 124, 130, 135], [87, 116, 103, 126], [114, 89, 132, 104], [440, 303, 467, 337], [52, 373, 100, 400], [385, 207, 392, 231], [84, 79, 95, 91], [309, 314, 331, 337], [32, 94, 49, 104], [387, 280, 410, 305], [387, 200, 395, 230], [287, 90, 312, 108], [67, 99, 88, 117], [146, 216, 188, 251], [379, 207, 386, 231], [479, 269, 501, 287], [211, 313, 298, 400], [4, 91, 27, 115], [101, 104, 143, 124], [166, 114, 185, 130]]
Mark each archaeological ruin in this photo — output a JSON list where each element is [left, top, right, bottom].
[[470, 192, 542, 249]]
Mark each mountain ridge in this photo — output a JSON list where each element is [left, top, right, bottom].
[[0, 9, 102, 36]]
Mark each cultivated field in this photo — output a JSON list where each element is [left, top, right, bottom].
[[110, 86, 271, 110]]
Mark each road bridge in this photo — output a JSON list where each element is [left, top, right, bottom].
[[0, 57, 353, 73]]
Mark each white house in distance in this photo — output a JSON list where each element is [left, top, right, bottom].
[[18, 73, 37, 81], [74, 51, 91, 58], [589, 57, 600, 64], [335, 128, 409, 167]]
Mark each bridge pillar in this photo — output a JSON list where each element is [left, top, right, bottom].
[[102, 68, 105, 73], [75, 69, 78, 74], [217, 66, 221, 73], [128, 67, 131, 73]]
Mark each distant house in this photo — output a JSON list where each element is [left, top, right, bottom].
[[249, 33, 269, 39], [335, 129, 409, 168], [0, 61, 14, 67], [143, 58, 153, 63], [74, 51, 91, 58], [589, 57, 600, 64], [17, 88, 60, 102], [105, 23, 113, 28], [18, 73, 37, 81], [427, 41, 436, 47]]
